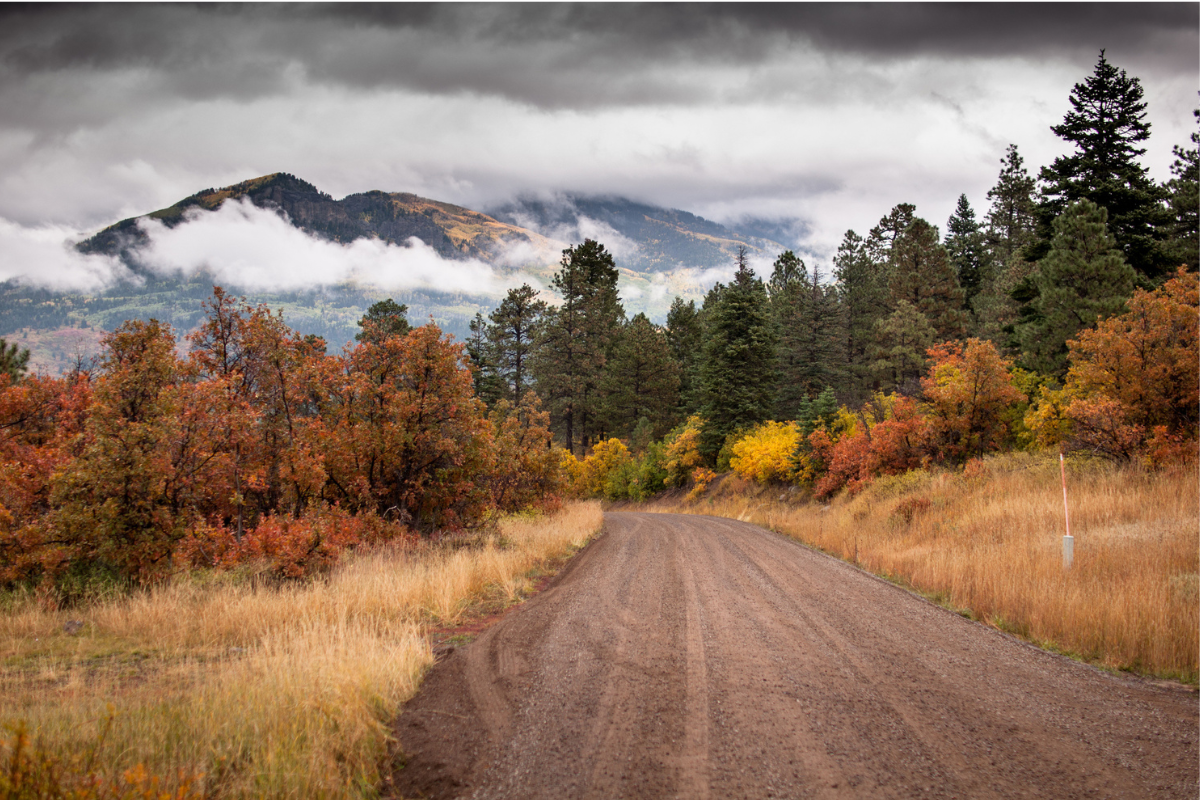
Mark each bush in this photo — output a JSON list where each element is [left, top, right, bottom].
[[730, 421, 802, 485]]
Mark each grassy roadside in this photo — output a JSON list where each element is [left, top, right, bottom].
[[0, 501, 603, 798], [626, 453, 1198, 685]]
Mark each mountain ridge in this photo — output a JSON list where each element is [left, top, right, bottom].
[[8, 174, 798, 374]]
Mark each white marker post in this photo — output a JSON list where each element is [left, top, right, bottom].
[[1060, 452, 1073, 569]]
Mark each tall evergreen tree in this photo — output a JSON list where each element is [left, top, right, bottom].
[[1017, 199, 1137, 378], [771, 255, 845, 418], [767, 250, 809, 418], [1036, 50, 1167, 279], [600, 313, 681, 440], [465, 312, 503, 405], [866, 203, 917, 267], [870, 300, 936, 394], [985, 144, 1038, 267], [487, 284, 546, 406], [1161, 107, 1199, 272], [697, 248, 777, 460], [833, 229, 889, 403], [888, 218, 967, 341], [975, 144, 1040, 347], [944, 194, 987, 313], [532, 240, 624, 454], [665, 297, 703, 415]]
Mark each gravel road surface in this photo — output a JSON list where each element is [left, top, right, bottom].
[[390, 512, 1198, 799]]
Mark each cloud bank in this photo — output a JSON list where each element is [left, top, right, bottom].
[[0, 201, 544, 298]]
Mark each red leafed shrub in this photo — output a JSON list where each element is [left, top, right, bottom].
[[814, 396, 927, 499], [177, 506, 414, 578]]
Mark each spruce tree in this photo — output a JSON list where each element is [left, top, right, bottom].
[[1017, 199, 1137, 379], [697, 248, 777, 461], [833, 229, 889, 403], [888, 218, 967, 341], [944, 194, 987, 313], [487, 283, 546, 405], [767, 250, 809, 418], [774, 260, 846, 419], [532, 240, 624, 454], [600, 313, 680, 440], [665, 297, 703, 415], [1036, 50, 1167, 279], [975, 145, 1039, 347]]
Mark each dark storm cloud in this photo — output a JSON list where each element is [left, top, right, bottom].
[[1, 3, 1193, 111]]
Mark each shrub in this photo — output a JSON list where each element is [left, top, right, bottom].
[[730, 421, 802, 485]]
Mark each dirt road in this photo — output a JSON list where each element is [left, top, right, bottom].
[[390, 512, 1198, 799]]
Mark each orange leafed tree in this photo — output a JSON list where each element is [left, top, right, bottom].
[[487, 394, 563, 513], [1061, 267, 1199, 462], [0, 373, 92, 584], [321, 322, 495, 531], [921, 338, 1025, 464]]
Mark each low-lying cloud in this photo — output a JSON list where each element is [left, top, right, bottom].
[[0, 200, 547, 299], [135, 200, 535, 296], [0, 217, 130, 291]]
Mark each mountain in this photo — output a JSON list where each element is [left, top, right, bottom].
[[488, 194, 786, 273], [5, 174, 795, 373], [80, 172, 562, 266]]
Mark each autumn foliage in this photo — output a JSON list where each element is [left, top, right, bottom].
[[0, 288, 563, 591], [1026, 268, 1199, 463], [730, 421, 801, 485]]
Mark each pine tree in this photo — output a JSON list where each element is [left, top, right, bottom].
[[976, 145, 1039, 347], [487, 284, 546, 405], [1036, 50, 1167, 279], [1161, 108, 1199, 272], [985, 144, 1038, 267], [866, 203, 917, 266], [600, 313, 680, 440], [532, 240, 624, 454], [833, 230, 889, 403], [870, 301, 936, 394], [888, 218, 967, 341], [771, 254, 846, 419], [944, 194, 987, 313], [697, 248, 777, 460], [666, 297, 703, 415], [465, 312, 503, 406], [355, 298, 410, 344], [1017, 199, 1137, 379], [0, 338, 30, 382]]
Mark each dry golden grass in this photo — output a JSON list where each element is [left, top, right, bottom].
[[639, 454, 1198, 683], [0, 501, 603, 798]]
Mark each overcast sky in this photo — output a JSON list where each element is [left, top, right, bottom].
[[0, 2, 1196, 290]]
